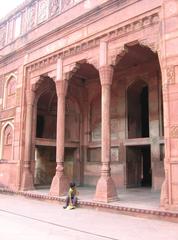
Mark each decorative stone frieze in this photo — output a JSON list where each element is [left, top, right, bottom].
[[26, 12, 160, 73]]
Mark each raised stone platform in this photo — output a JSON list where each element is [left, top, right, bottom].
[[0, 187, 178, 223]]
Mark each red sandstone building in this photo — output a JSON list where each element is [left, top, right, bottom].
[[0, 0, 177, 210]]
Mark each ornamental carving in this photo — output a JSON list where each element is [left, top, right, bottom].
[[133, 21, 142, 30], [61, 0, 75, 11], [64, 62, 81, 80], [26, 12, 159, 73], [111, 147, 119, 161], [108, 13, 159, 41], [0, 26, 6, 48], [166, 65, 175, 84], [111, 46, 128, 65], [38, 0, 48, 23], [27, 4, 36, 30], [87, 58, 99, 69], [49, 0, 60, 17], [140, 39, 158, 53], [170, 125, 178, 138], [61, 0, 83, 11]]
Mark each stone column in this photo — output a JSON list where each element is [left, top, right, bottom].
[[21, 89, 35, 190], [50, 79, 69, 196], [149, 74, 162, 191], [95, 65, 118, 202], [160, 0, 178, 210]]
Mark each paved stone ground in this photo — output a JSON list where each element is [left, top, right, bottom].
[[0, 193, 178, 240]]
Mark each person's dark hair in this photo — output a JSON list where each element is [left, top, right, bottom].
[[70, 182, 76, 188]]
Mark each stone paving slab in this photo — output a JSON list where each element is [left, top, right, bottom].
[[0, 194, 178, 240]]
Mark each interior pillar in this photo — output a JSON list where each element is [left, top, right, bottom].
[[50, 59, 69, 196], [21, 88, 35, 190], [149, 74, 162, 190], [95, 42, 118, 202]]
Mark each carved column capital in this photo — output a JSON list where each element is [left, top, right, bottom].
[[99, 65, 114, 86]]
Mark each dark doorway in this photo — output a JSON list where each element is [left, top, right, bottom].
[[34, 146, 56, 187], [141, 86, 149, 137], [127, 80, 149, 138], [126, 145, 151, 188], [36, 115, 45, 138]]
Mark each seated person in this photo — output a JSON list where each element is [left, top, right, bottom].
[[63, 182, 78, 209]]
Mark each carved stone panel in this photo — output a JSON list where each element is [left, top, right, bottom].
[[61, 0, 81, 12], [61, 0, 73, 11], [111, 147, 119, 162], [0, 25, 6, 48], [49, 0, 60, 16], [38, 0, 48, 24], [27, 4, 36, 30]]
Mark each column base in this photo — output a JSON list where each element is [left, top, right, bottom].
[[21, 169, 34, 191], [49, 173, 69, 196], [94, 176, 118, 203]]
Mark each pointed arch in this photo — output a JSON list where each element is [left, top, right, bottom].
[[0, 122, 14, 161], [3, 74, 17, 109]]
